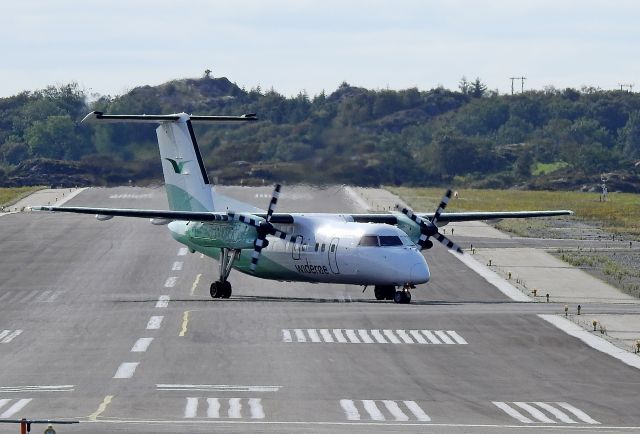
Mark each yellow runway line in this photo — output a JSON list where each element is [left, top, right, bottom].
[[190, 273, 202, 296], [179, 310, 191, 337], [88, 395, 113, 421]]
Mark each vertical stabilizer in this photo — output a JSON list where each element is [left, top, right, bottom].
[[156, 114, 214, 211]]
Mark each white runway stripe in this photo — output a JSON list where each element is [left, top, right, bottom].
[[172, 261, 183, 271], [409, 330, 427, 344], [248, 398, 265, 419], [332, 329, 348, 343], [130, 337, 153, 352], [0, 399, 32, 418], [362, 400, 385, 421], [358, 329, 374, 343], [342, 399, 431, 422], [228, 398, 242, 418], [282, 328, 468, 345], [371, 329, 388, 343], [493, 401, 533, 423], [340, 399, 360, 420], [0, 330, 22, 343], [383, 400, 409, 421], [404, 400, 431, 421], [534, 402, 576, 423], [155, 295, 170, 308], [178, 247, 188, 256], [307, 329, 321, 343], [395, 330, 414, 344], [494, 401, 599, 424], [206, 398, 220, 418], [557, 402, 600, 424], [513, 401, 556, 423], [113, 362, 139, 379], [0, 385, 74, 393], [434, 330, 455, 345], [146, 316, 163, 330], [319, 329, 333, 342], [421, 330, 441, 344], [446, 330, 468, 345], [383, 330, 401, 344], [164, 277, 177, 288], [345, 329, 361, 343], [184, 397, 198, 418]]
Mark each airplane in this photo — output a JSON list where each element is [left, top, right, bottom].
[[31, 111, 573, 304]]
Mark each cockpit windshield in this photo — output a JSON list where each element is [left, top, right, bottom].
[[379, 235, 403, 246], [358, 235, 379, 246], [358, 234, 408, 247]]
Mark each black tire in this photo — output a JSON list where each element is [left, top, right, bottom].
[[210, 282, 221, 298], [394, 291, 403, 304], [405, 291, 412, 304], [221, 281, 232, 299]]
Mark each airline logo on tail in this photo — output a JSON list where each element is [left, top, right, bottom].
[[165, 158, 191, 174]]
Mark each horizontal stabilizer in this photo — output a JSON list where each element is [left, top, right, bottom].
[[81, 111, 257, 124]]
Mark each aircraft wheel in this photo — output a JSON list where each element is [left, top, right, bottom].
[[374, 286, 386, 300], [210, 282, 222, 299], [394, 291, 403, 304], [405, 291, 412, 304], [221, 281, 232, 299]]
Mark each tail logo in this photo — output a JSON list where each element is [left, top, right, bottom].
[[165, 158, 191, 174]]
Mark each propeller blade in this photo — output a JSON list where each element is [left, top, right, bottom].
[[266, 184, 281, 222], [395, 204, 425, 226], [433, 232, 463, 254], [431, 189, 453, 226], [227, 212, 262, 228]]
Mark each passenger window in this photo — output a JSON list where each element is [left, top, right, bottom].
[[321, 244, 326, 252], [379, 236, 403, 246], [315, 243, 319, 252], [358, 235, 379, 246], [330, 244, 335, 253]]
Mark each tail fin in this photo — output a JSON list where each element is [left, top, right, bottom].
[[82, 111, 256, 211]]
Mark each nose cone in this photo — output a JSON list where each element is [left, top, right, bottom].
[[411, 260, 430, 283]]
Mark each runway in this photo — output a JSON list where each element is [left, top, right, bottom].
[[0, 185, 639, 433]]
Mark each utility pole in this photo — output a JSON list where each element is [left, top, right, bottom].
[[618, 83, 634, 92], [509, 77, 527, 94]]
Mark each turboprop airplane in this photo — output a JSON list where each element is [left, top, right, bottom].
[[32, 111, 573, 304]]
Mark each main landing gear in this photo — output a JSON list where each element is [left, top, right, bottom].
[[373, 285, 412, 304], [210, 248, 239, 299]]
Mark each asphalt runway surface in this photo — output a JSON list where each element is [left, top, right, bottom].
[[0, 185, 638, 433]]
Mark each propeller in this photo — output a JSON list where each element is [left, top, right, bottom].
[[395, 189, 463, 254], [228, 184, 299, 272]]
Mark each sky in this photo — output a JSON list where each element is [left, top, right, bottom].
[[1, 0, 640, 99]]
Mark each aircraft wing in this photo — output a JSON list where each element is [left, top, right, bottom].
[[349, 210, 573, 224], [29, 206, 295, 223]]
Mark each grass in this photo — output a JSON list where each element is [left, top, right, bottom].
[[391, 187, 640, 238], [531, 161, 568, 176], [0, 186, 46, 208]]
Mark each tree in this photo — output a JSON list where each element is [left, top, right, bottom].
[[620, 110, 640, 159], [458, 76, 470, 95], [470, 77, 487, 98], [204, 69, 212, 79]]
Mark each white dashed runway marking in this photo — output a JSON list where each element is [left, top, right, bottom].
[[340, 399, 431, 422], [146, 316, 164, 330], [113, 362, 139, 379], [0, 330, 23, 343], [493, 401, 600, 424], [0, 398, 32, 418], [130, 337, 154, 353], [183, 397, 265, 419], [155, 295, 170, 308], [282, 329, 468, 345]]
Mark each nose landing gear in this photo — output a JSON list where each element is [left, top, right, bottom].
[[209, 248, 239, 299], [373, 285, 412, 303]]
